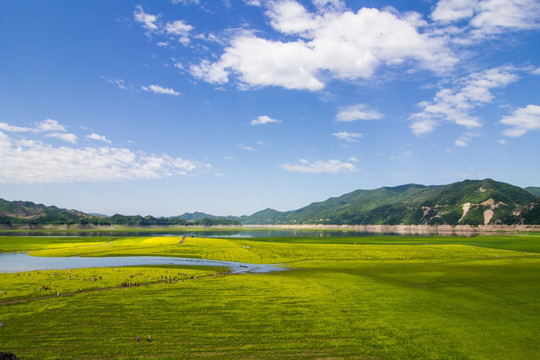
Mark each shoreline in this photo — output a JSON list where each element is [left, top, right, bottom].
[[0, 223, 538, 234], [244, 224, 540, 235]]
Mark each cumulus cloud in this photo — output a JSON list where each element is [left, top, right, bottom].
[[280, 159, 356, 173], [454, 138, 467, 147], [0, 122, 32, 132], [133, 5, 159, 31], [333, 131, 363, 142], [431, 0, 540, 37], [165, 20, 193, 45], [87, 133, 112, 144], [133, 5, 194, 46], [141, 84, 181, 96], [409, 66, 520, 135], [1, 118, 77, 143], [336, 104, 383, 122], [45, 132, 78, 144], [37, 119, 66, 132], [250, 115, 282, 125], [500, 104, 540, 137], [190, 1, 456, 90], [0, 130, 202, 184]]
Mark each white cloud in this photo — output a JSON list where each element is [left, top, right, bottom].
[[141, 84, 181, 96], [500, 104, 540, 137], [333, 131, 363, 142], [409, 66, 519, 135], [0, 122, 32, 132], [1, 119, 79, 143], [280, 159, 356, 173], [133, 5, 159, 31], [431, 0, 540, 36], [532, 67, 540, 75], [431, 0, 478, 22], [191, 34, 325, 91], [244, 0, 262, 6], [133, 5, 195, 45], [166, 20, 192, 35], [409, 118, 438, 136], [45, 132, 78, 144], [336, 104, 383, 122], [250, 115, 282, 125], [105, 78, 129, 90], [0, 118, 78, 143], [191, 2, 456, 91], [454, 132, 480, 147], [238, 143, 255, 151], [87, 133, 112, 144], [37, 119, 66, 132], [0, 131, 202, 184], [171, 0, 200, 4], [165, 20, 193, 45]]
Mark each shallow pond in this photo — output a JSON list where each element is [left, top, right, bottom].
[[0, 253, 284, 274]]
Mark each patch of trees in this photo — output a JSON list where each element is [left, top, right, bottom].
[[0, 214, 240, 227]]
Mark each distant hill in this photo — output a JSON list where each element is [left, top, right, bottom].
[[0, 200, 240, 227], [525, 187, 540, 197], [240, 179, 539, 226], [178, 212, 220, 221], [0, 198, 87, 225], [1, 179, 539, 226]]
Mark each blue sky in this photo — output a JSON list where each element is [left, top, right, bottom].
[[1, 0, 539, 217]]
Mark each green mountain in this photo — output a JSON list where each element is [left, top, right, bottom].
[[0, 198, 87, 225], [525, 187, 540, 197], [179, 212, 219, 221], [1, 179, 538, 226], [241, 179, 539, 225]]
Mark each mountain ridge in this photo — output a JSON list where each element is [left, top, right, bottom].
[[1, 179, 539, 226]]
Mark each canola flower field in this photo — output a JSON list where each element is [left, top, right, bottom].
[[1, 233, 540, 359]]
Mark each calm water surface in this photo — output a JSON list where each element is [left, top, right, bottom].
[[0, 229, 435, 237], [0, 253, 284, 274]]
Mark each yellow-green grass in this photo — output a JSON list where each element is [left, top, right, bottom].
[[1, 235, 540, 359]]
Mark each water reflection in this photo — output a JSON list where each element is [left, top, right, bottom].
[[0, 253, 284, 274], [0, 229, 478, 237]]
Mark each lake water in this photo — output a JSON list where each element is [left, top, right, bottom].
[[0, 229, 438, 238], [0, 253, 284, 274]]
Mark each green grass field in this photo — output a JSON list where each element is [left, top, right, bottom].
[[1, 234, 540, 359]]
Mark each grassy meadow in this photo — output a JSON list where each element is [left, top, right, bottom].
[[1, 233, 540, 359]]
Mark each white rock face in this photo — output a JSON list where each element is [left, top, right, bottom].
[[459, 202, 471, 223], [484, 209, 494, 225]]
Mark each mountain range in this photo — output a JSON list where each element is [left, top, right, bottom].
[[1, 179, 539, 227]]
